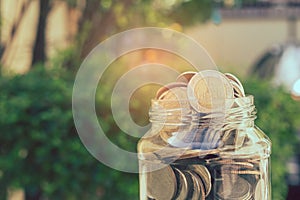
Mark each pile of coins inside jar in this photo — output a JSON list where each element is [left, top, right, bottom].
[[155, 70, 247, 150], [140, 70, 270, 200]]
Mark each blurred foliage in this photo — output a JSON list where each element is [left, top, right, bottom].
[[70, 0, 214, 58], [1, 64, 299, 199], [168, 0, 212, 26], [244, 78, 300, 200], [0, 67, 138, 199], [1, 0, 299, 200]]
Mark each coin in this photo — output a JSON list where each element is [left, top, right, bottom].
[[215, 175, 252, 200], [179, 148, 220, 160], [255, 179, 265, 200], [184, 171, 206, 200], [176, 71, 197, 84], [188, 165, 212, 197], [224, 73, 245, 96], [201, 128, 223, 150], [231, 80, 245, 98], [173, 168, 189, 200], [155, 82, 190, 114], [187, 70, 234, 112], [220, 164, 260, 175], [156, 82, 188, 100], [221, 141, 267, 159], [181, 171, 195, 199], [147, 166, 177, 200], [212, 159, 254, 168], [155, 83, 192, 144]]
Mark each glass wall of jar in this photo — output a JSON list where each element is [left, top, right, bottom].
[[138, 96, 271, 200]]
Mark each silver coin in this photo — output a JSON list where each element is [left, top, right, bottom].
[[201, 128, 223, 150], [230, 80, 245, 98], [215, 175, 252, 200], [188, 165, 212, 197], [147, 166, 177, 200], [187, 70, 234, 113], [154, 82, 190, 122], [224, 73, 245, 96], [179, 148, 220, 160], [212, 159, 254, 169], [155, 83, 191, 141], [173, 168, 189, 200], [221, 141, 267, 159], [155, 82, 188, 100], [176, 71, 197, 83], [220, 164, 260, 176], [184, 171, 205, 200]]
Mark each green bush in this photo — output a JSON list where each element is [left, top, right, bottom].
[[244, 78, 300, 200], [0, 67, 138, 200]]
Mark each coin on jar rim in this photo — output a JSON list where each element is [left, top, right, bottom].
[[147, 166, 177, 200], [255, 179, 265, 200], [231, 80, 245, 98], [173, 168, 189, 200], [224, 73, 245, 93], [156, 82, 190, 110], [187, 70, 234, 112], [188, 165, 211, 196], [176, 71, 197, 84], [155, 82, 188, 100]]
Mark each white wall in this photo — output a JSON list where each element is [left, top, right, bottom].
[[186, 18, 300, 76]]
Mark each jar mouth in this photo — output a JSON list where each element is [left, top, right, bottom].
[[151, 95, 254, 104], [149, 94, 256, 126], [150, 95, 254, 114], [148, 94, 257, 150]]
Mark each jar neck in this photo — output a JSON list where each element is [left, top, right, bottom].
[[149, 95, 256, 130]]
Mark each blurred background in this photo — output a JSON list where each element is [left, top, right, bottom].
[[1, 0, 300, 199]]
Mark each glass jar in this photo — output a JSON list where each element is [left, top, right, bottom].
[[138, 95, 271, 200]]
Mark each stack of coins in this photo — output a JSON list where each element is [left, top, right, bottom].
[[143, 70, 268, 200], [155, 70, 248, 150]]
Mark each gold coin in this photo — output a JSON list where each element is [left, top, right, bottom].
[[187, 70, 234, 112], [255, 179, 265, 200], [147, 166, 177, 200], [188, 165, 212, 197], [176, 71, 197, 83]]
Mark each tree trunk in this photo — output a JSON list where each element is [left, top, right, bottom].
[[31, 0, 51, 66], [77, 0, 135, 59]]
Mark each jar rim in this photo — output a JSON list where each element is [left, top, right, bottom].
[[151, 95, 254, 109], [152, 94, 253, 102]]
